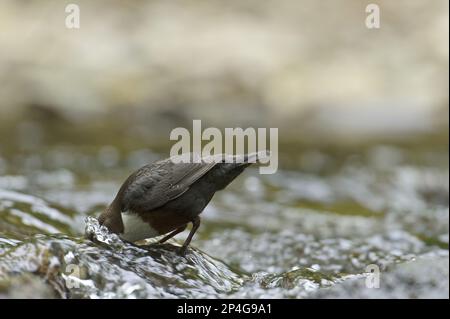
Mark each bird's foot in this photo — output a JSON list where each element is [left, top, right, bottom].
[[178, 246, 188, 256]]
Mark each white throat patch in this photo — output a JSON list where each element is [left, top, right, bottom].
[[120, 212, 159, 242]]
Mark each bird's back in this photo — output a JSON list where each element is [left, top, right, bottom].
[[98, 152, 266, 237]]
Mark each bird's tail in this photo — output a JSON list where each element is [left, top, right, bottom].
[[223, 150, 270, 166], [242, 150, 270, 163], [201, 150, 270, 165], [210, 150, 271, 190]]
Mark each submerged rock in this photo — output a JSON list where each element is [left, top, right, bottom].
[[0, 217, 244, 298], [0, 273, 56, 299]]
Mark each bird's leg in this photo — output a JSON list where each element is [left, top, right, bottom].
[[179, 216, 201, 256], [158, 224, 187, 244]]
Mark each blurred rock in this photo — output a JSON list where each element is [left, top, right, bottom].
[[0, 0, 447, 143], [0, 274, 56, 299], [310, 253, 449, 298]]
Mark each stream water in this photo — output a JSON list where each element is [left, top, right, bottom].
[[0, 139, 448, 298]]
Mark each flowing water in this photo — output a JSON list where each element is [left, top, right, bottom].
[[0, 139, 448, 298], [0, 0, 448, 300]]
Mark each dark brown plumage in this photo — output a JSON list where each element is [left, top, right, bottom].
[[98, 152, 266, 255]]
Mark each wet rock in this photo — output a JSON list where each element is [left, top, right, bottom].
[[0, 273, 56, 299], [0, 218, 244, 299]]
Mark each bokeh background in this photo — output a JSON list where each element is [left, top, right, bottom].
[[0, 0, 448, 299], [0, 0, 448, 155]]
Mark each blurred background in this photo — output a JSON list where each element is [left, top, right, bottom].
[[0, 0, 448, 157], [0, 0, 448, 298]]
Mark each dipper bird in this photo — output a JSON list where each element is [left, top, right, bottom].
[[98, 151, 267, 255]]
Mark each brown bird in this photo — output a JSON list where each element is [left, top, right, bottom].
[[98, 152, 267, 255]]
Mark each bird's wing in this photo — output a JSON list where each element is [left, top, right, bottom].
[[120, 159, 216, 213]]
